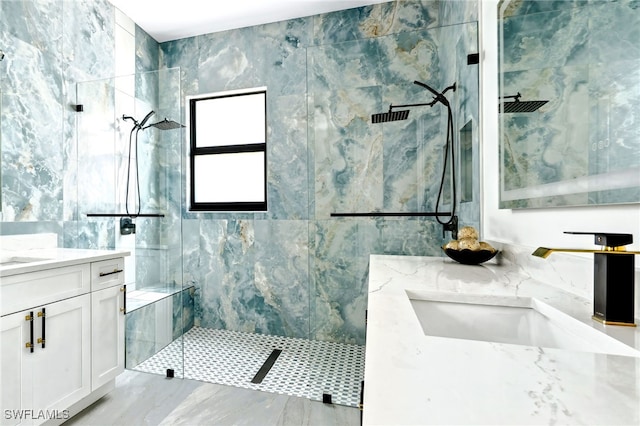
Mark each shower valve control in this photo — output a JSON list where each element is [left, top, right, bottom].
[[120, 217, 136, 235]]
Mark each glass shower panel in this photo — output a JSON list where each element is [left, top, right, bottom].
[[75, 68, 187, 379], [306, 22, 479, 406]]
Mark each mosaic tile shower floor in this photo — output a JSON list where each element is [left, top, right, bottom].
[[132, 326, 365, 407]]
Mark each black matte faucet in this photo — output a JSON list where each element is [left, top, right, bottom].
[[533, 232, 639, 327]]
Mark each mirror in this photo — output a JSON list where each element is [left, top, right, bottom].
[[498, 0, 640, 208]]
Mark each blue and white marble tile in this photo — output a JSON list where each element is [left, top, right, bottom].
[[1, 0, 483, 348], [311, 87, 383, 218], [252, 18, 311, 97], [136, 25, 160, 74], [307, 37, 382, 93], [262, 93, 309, 220], [125, 303, 157, 369], [62, 0, 115, 83], [312, 4, 380, 46]]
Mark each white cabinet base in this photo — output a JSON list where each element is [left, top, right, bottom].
[[1, 255, 126, 426]]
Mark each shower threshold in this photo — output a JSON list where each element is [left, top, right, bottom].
[[131, 326, 365, 407]]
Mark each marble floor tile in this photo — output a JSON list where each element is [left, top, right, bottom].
[[66, 370, 360, 426]]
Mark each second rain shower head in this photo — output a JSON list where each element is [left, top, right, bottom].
[[499, 93, 548, 113], [371, 108, 410, 123]]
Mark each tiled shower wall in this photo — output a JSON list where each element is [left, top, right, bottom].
[[0, 0, 185, 359], [1, 1, 480, 346], [161, 0, 480, 345]]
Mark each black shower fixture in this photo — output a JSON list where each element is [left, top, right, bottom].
[[123, 110, 155, 130], [371, 107, 410, 123], [144, 118, 185, 130], [499, 92, 548, 113], [370, 80, 459, 239], [371, 81, 456, 123]]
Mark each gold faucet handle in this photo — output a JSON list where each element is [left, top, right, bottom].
[[533, 247, 640, 258]]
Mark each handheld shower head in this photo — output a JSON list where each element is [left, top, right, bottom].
[[414, 81, 455, 107], [139, 110, 155, 129]]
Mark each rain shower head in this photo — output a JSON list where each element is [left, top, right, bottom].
[[500, 100, 548, 113], [499, 93, 548, 113], [144, 118, 185, 130], [371, 107, 410, 123], [372, 81, 456, 124]]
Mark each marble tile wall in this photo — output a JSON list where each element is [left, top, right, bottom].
[[125, 287, 194, 369], [161, 0, 480, 345], [0, 0, 185, 365], [1, 0, 115, 231], [1, 0, 480, 346]]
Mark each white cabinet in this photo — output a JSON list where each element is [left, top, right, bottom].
[[0, 256, 126, 426], [1, 295, 91, 426], [90, 258, 125, 390], [1, 310, 29, 426], [91, 285, 125, 390]]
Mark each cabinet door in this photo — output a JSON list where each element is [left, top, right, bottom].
[[91, 285, 125, 390], [1, 310, 32, 426], [30, 294, 91, 421]]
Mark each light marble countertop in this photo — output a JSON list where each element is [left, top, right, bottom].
[[363, 254, 640, 425], [0, 247, 130, 277]]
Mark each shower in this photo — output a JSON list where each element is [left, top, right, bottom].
[[144, 118, 185, 130], [121, 111, 185, 221], [371, 80, 459, 238], [122, 110, 155, 218], [499, 92, 548, 113]]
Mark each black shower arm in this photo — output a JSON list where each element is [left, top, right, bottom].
[[499, 92, 522, 101], [413, 81, 455, 108], [122, 114, 138, 125], [389, 100, 438, 110]]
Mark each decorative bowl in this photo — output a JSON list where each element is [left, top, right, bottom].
[[442, 246, 498, 265]]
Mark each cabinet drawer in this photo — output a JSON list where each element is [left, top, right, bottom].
[[91, 258, 125, 291], [1, 264, 91, 316]]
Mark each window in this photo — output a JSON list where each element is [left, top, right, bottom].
[[188, 88, 267, 211]]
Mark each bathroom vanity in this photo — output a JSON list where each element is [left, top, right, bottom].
[[363, 255, 640, 425], [1, 247, 129, 425]]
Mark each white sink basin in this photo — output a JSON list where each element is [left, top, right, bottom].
[[407, 290, 640, 357]]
